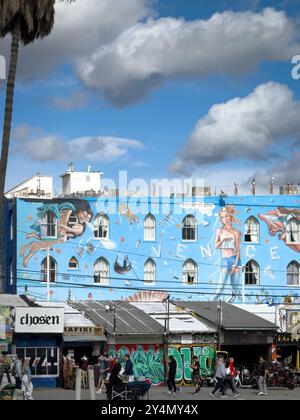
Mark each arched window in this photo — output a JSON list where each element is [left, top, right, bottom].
[[94, 214, 109, 239], [183, 259, 198, 285], [244, 217, 260, 243], [287, 261, 300, 286], [287, 218, 300, 244], [182, 215, 197, 241], [40, 211, 57, 238], [144, 214, 156, 241], [69, 257, 79, 270], [41, 257, 57, 283], [68, 211, 78, 229], [244, 260, 260, 286], [144, 258, 156, 284], [94, 258, 109, 285]]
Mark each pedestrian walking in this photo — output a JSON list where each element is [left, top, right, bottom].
[[80, 355, 89, 389], [190, 356, 202, 394], [124, 354, 134, 382], [21, 359, 34, 400], [0, 351, 11, 386], [167, 356, 177, 394], [257, 356, 268, 396], [210, 357, 226, 398], [97, 354, 108, 394], [224, 357, 240, 397], [11, 354, 23, 390]]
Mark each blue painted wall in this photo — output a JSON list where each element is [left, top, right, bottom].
[[13, 195, 300, 303]]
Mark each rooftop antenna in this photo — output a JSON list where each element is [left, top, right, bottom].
[[252, 179, 256, 196], [270, 176, 275, 195], [67, 162, 74, 174], [234, 182, 239, 196], [37, 172, 41, 196]]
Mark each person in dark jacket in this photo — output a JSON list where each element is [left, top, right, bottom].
[[107, 362, 124, 400], [124, 354, 134, 382], [167, 356, 177, 394]]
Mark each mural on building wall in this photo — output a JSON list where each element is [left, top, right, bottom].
[[259, 208, 300, 253], [106, 344, 165, 385], [20, 200, 93, 267], [114, 255, 133, 274], [213, 206, 242, 303], [15, 195, 300, 303], [168, 345, 216, 384]]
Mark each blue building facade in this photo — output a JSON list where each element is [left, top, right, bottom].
[[7, 195, 300, 303]]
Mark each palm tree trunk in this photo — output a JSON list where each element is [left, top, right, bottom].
[[0, 18, 21, 293]]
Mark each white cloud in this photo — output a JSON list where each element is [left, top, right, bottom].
[[12, 125, 144, 162], [77, 8, 300, 105], [2, 6, 299, 107], [171, 82, 300, 174]]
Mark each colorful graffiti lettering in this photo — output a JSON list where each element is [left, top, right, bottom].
[[168, 345, 215, 384], [106, 345, 165, 385]]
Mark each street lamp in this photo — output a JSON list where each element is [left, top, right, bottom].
[[105, 303, 118, 335], [217, 300, 223, 351]]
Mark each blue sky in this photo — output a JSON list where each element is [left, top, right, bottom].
[[1, 0, 300, 195]]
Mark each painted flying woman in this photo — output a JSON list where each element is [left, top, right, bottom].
[[21, 201, 93, 267]]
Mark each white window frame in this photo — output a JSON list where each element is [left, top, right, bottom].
[[68, 256, 79, 270], [182, 215, 197, 242], [41, 257, 57, 283], [182, 259, 198, 285], [94, 214, 110, 240], [144, 214, 156, 241], [144, 258, 156, 284], [16, 347, 59, 378], [40, 211, 57, 239], [68, 212, 78, 229], [287, 218, 300, 245], [244, 260, 260, 286], [94, 258, 110, 285], [244, 216, 260, 243], [287, 261, 300, 286]]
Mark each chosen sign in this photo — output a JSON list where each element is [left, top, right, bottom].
[[15, 307, 64, 333]]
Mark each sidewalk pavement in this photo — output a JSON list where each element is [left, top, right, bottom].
[[33, 385, 300, 401]]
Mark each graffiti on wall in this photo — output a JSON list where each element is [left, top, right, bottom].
[[168, 345, 216, 384], [259, 208, 300, 253], [106, 344, 216, 385], [106, 344, 165, 385]]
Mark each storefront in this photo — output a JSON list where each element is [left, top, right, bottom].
[[276, 333, 300, 369], [63, 325, 107, 365], [15, 306, 64, 388]]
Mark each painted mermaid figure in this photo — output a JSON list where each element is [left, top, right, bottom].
[[214, 206, 242, 302], [21, 201, 93, 267]]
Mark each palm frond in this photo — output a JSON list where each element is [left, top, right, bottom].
[[0, 0, 73, 45]]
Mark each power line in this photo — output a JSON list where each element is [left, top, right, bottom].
[[15, 266, 298, 289], [16, 229, 298, 274], [14, 275, 299, 300]]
